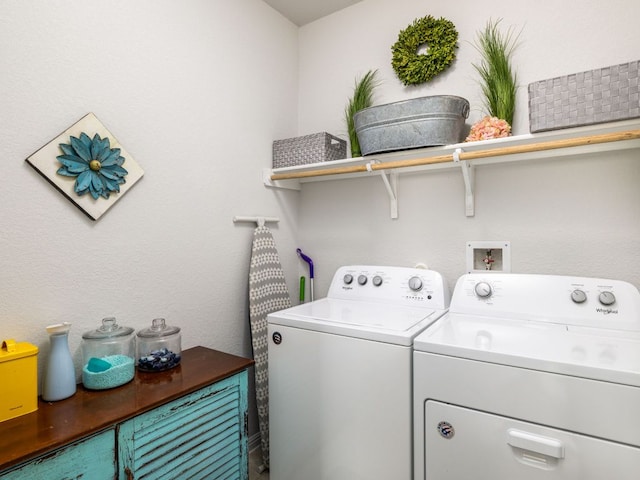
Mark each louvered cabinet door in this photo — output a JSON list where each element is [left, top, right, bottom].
[[117, 371, 249, 480], [0, 429, 115, 480]]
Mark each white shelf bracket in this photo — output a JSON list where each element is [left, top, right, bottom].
[[367, 161, 398, 219], [453, 148, 475, 217], [263, 168, 301, 191]]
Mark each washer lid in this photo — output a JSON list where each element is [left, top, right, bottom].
[[414, 313, 640, 387], [267, 298, 446, 346]]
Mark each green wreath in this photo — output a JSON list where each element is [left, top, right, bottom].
[[391, 15, 458, 86]]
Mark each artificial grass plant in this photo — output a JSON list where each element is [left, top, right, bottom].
[[472, 19, 520, 126], [345, 69, 380, 157]]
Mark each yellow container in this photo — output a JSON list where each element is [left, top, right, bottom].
[[0, 339, 38, 423]]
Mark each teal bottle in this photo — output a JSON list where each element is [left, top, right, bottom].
[[42, 322, 77, 401]]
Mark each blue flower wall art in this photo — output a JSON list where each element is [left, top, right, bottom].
[[57, 132, 128, 200], [26, 113, 144, 220]]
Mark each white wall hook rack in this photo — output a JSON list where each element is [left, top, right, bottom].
[[453, 148, 475, 217], [233, 215, 280, 227]]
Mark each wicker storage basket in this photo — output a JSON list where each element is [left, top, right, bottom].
[[528, 60, 640, 133], [272, 132, 346, 168]]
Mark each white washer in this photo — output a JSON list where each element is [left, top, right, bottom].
[[413, 273, 640, 480], [268, 265, 450, 480]]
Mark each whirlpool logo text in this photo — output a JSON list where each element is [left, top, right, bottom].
[[596, 307, 618, 315]]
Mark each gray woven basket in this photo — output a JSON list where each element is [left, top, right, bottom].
[[272, 132, 346, 168], [528, 60, 640, 133]]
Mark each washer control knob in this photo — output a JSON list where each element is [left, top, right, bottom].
[[408, 276, 423, 292], [474, 281, 492, 298], [343, 274, 353, 285], [372, 275, 383, 287], [599, 291, 616, 306], [357, 275, 368, 286], [571, 289, 587, 304]]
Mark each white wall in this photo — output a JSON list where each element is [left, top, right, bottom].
[[3, 0, 639, 445], [295, 0, 640, 295], [0, 0, 300, 436]]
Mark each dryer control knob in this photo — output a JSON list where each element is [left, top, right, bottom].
[[343, 274, 353, 285], [474, 281, 492, 298], [372, 275, 383, 287], [408, 276, 423, 291], [357, 274, 368, 286], [571, 289, 587, 304], [599, 291, 616, 306]]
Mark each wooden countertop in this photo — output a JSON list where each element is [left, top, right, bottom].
[[0, 346, 254, 471]]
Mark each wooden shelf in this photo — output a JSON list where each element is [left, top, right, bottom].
[[264, 119, 640, 218]]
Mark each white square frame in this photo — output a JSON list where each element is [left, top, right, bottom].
[[26, 113, 144, 220]]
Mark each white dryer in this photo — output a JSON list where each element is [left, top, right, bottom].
[[268, 265, 450, 480], [413, 273, 640, 480]]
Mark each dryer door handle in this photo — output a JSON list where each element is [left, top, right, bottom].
[[507, 429, 565, 459]]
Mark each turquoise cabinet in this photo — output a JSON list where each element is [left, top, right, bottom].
[[0, 429, 115, 479], [0, 348, 252, 480], [118, 371, 249, 479]]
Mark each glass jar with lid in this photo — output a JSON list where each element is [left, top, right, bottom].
[[81, 317, 135, 390], [136, 318, 181, 372]]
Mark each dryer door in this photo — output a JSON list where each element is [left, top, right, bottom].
[[425, 401, 640, 479]]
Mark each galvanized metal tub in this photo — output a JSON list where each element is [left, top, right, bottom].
[[354, 95, 470, 155]]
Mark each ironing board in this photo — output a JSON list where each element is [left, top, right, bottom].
[[249, 225, 291, 470]]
